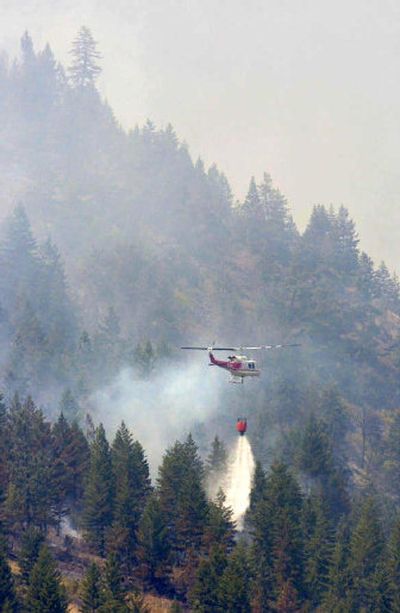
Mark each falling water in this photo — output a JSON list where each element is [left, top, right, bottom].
[[225, 436, 255, 529]]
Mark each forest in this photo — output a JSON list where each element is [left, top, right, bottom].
[[0, 26, 400, 611]]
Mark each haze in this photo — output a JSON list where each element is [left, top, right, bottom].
[[3, 0, 400, 268]]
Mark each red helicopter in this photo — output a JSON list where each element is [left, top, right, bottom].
[[181, 343, 300, 383]]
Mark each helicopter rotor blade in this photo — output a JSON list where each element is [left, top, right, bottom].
[[181, 344, 301, 351], [240, 344, 301, 350], [181, 346, 238, 351]]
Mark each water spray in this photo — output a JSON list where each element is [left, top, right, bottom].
[[225, 434, 255, 529]]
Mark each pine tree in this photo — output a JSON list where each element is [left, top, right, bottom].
[[322, 519, 351, 611], [18, 527, 45, 585], [331, 205, 359, 273], [0, 205, 39, 314], [69, 26, 101, 89], [205, 436, 227, 497], [52, 411, 90, 515], [189, 544, 227, 612], [245, 460, 266, 530], [274, 579, 301, 613], [136, 493, 171, 593], [80, 562, 104, 612], [297, 413, 348, 518], [302, 495, 333, 607], [387, 516, 400, 611], [83, 424, 114, 555], [59, 388, 80, 421], [25, 545, 67, 612], [347, 496, 387, 611], [218, 541, 250, 612], [0, 546, 18, 612], [157, 435, 208, 564], [5, 396, 57, 531], [204, 489, 235, 555], [95, 306, 122, 378], [101, 552, 126, 609], [0, 393, 9, 496], [108, 422, 150, 568], [251, 462, 305, 610], [206, 435, 227, 477]]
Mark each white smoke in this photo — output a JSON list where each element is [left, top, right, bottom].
[[225, 436, 255, 529], [89, 361, 223, 474]]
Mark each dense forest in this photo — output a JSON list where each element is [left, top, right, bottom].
[[0, 26, 400, 611]]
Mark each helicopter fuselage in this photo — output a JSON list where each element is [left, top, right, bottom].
[[209, 352, 260, 380]]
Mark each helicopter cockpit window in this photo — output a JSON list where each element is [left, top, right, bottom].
[[248, 362, 255, 370]]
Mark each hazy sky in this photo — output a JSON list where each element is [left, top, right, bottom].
[[3, 0, 400, 268]]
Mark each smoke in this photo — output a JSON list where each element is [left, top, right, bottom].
[[89, 360, 223, 474], [225, 436, 255, 529], [60, 516, 81, 540]]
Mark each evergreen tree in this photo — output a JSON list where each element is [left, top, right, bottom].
[[302, 495, 333, 607], [0, 205, 38, 312], [189, 544, 227, 612], [80, 562, 104, 612], [387, 516, 400, 611], [203, 489, 235, 554], [95, 306, 122, 378], [347, 496, 388, 611], [5, 396, 57, 531], [108, 422, 150, 569], [157, 435, 208, 564], [0, 546, 18, 612], [251, 462, 304, 611], [25, 545, 67, 612], [297, 413, 349, 518], [101, 552, 126, 609], [136, 493, 171, 593], [205, 436, 227, 496], [322, 519, 351, 611], [69, 26, 101, 89], [331, 205, 359, 273], [245, 460, 266, 530], [18, 527, 45, 585], [218, 541, 250, 613], [134, 341, 156, 377], [59, 388, 80, 422], [82, 424, 114, 555]]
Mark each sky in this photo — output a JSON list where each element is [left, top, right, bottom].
[[2, 0, 400, 268]]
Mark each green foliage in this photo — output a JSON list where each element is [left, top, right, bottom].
[[82, 424, 114, 555], [0, 546, 18, 612], [136, 493, 171, 593], [80, 563, 104, 612], [218, 541, 250, 612], [52, 414, 90, 515], [5, 396, 58, 531], [18, 527, 45, 585], [25, 545, 68, 612], [302, 495, 333, 607], [189, 544, 227, 612], [245, 460, 266, 530], [251, 462, 305, 610], [102, 552, 126, 608], [157, 434, 208, 563], [386, 516, 400, 611], [347, 496, 388, 611], [203, 489, 235, 554], [323, 519, 351, 611], [108, 422, 150, 568]]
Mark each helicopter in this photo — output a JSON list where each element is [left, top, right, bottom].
[[181, 343, 300, 383]]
